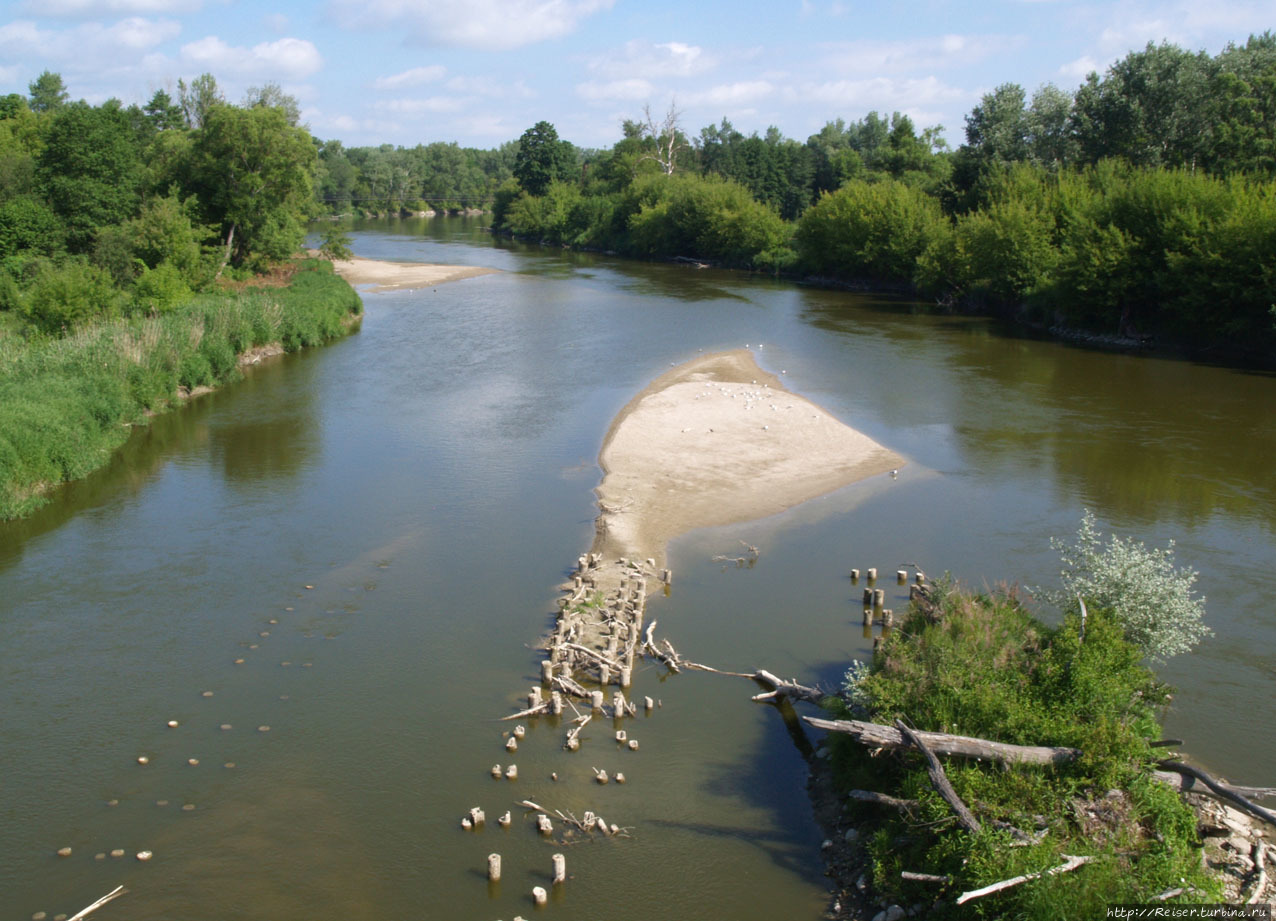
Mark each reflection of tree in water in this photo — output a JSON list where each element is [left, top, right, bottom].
[[802, 294, 1276, 532], [209, 415, 316, 483]]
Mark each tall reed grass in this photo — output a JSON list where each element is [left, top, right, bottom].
[[0, 259, 360, 519]]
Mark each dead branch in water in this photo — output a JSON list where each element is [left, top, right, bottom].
[[67, 886, 127, 921]]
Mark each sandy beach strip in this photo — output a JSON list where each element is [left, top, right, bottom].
[[328, 255, 497, 292], [594, 349, 904, 567]]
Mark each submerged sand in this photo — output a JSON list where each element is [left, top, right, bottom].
[[594, 350, 904, 567], [328, 255, 496, 292]]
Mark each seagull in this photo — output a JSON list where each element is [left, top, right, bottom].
[[891, 469, 898, 479]]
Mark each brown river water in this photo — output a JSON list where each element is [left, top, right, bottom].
[[2, 217, 1273, 920]]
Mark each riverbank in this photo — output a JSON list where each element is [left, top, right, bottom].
[[0, 259, 361, 520]]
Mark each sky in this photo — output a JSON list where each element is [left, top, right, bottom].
[[1, 0, 1273, 151]]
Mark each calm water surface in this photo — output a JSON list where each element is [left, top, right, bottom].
[[3, 217, 1273, 920]]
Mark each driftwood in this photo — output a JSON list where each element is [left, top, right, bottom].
[[501, 701, 549, 721], [955, 854, 1095, 905], [1156, 760, 1276, 828], [896, 720, 981, 834], [1245, 840, 1268, 905], [849, 789, 919, 810], [67, 887, 127, 921], [752, 669, 826, 704], [805, 716, 1081, 766], [901, 871, 949, 884], [517, 799, 631, 837]]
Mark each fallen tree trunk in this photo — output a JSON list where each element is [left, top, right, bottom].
[[1156, 760, 1276, 828], [897, 720, 981, 833], [849, 789, 919, 810], [804, 716, 1082, 766]]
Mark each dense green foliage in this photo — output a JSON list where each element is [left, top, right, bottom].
[[1, 71, 329, 333], [830, 581, 1218, 917], [0, 260, 359, 519], [477, 31, 1276, 360]]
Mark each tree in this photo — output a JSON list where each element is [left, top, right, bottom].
[[178, 73, 223, 130], [191, 103, 316, 273], [37, 101, 141, 251], [28, 71, 69, 113], [144, 89, 185, 132], [639, 101, 688, 175], [964, 83, 1030, 165], [243, 82, 302, 127], [513, 121, 575, 196], [1026, 83, 1077, 170]]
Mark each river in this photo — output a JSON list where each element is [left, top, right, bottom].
[[2, 217, 1273, 920]]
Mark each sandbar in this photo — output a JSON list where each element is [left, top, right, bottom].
[[328, 255, 497, 292], [593, 349, 904, 566]]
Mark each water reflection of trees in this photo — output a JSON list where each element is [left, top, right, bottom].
[[802, 298, 1276, 532]]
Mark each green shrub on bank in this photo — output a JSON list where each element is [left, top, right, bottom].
[[0, 259, 360, 519], [829, 580, 1218, 916]]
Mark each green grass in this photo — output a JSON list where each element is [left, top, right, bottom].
[[0, 258, 360, 519], [827, 579, 1220, 918]]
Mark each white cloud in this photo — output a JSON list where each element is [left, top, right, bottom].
[[445, 74, 535, 99], [682, 80, 774, 107], [330, 0, 616, 51], [790, 75, 969, 111], [374, 96, 464, 115], [820, 34, 1019, 74], [0, 17, 179, 67], [374, 65, 446, 90], [180, 36, 322, 79], [587, 39, 716, 79], [1059, 55, 1101, 79], [575, 78, 654, 102], [20, 0, 200, 14]]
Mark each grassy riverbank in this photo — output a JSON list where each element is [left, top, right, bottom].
[[0, 258, 360, 520], [825, 580, 1220, 917]]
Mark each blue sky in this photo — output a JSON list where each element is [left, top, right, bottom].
[[1, 0, 1273, 150]]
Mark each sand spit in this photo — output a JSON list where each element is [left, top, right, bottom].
[[328, 255, 497, 292]]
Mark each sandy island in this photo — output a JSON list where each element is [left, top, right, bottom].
[[328, 254, 497, 292], [593, 349, 904, 568]]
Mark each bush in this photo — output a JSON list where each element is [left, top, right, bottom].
[[1046, 510, 1210, 661], [22, 258, 122, 333], [794, 178, 945, 281]]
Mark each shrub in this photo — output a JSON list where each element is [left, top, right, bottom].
[[1046, 510, 1210, 661]]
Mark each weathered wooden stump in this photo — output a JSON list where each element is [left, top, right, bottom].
[[488, 853, 501, 882], [533, 886, 548, 906], [552, 853, 566, 884]]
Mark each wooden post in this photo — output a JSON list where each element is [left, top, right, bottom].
[[896, 570, 907, 584], [533, 886, 548, 906], [862, 588, 873, 605], [619, 666, 632, 687], [867, 567, 878, 581], [883, 609, 894, 627], [862, 607, 872, 626], [590, 690, 604, 711], [850, 568, 860, 581], [550, 691, 563, 715], [488, 853, 501, 882], [529, 687, 543, 710], [599, 663, 610, 685], [552, 853, 566, 884], [541, 659, 554, 684], [644, 696, 654, 711], [537, 814, 553, 835], [873, 588, 885, 608], [505, 764, 518, 780], [915, 571, 926, 584]]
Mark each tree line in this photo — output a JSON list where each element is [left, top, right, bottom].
[[0, 71, 319, 335], [489, 32, 1276, 361]]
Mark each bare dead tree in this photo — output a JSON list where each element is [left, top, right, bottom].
[[640, 101, 688, 175]]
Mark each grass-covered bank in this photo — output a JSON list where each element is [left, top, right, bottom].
[[0, 258, 360, 520], [822, 577, 1221, 917]]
